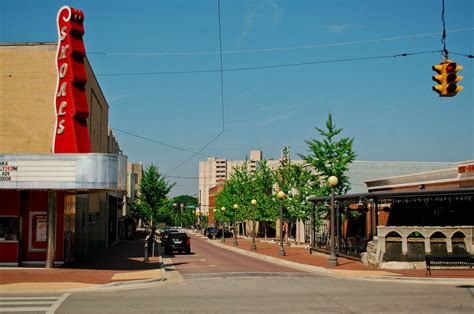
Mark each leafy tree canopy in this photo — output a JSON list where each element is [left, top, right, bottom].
[[131, 164, 175, 228]]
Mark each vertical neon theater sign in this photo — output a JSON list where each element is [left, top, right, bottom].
[[53, 6, 91, 153]]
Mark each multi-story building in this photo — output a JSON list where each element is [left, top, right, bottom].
[[198, 150, 267, 216], [120, 162, 143, 237], [0, 39, 127, 266]]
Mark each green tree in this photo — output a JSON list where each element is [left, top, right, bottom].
[[171, 195, 198, 227], [300, 112, 357, 196], [131, 164, 175, 231], [215, 162, 253, 223], [299, 113, 357, 232]]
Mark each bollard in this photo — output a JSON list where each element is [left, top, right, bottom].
[[143, 240, 149, 263]]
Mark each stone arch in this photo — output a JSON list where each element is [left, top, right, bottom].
[[382, 231, 403, 262], [430, 231, 447, 254], [407, 231, 425, 261], [452, 231, 467, 254], [386, 231, 402, 238]]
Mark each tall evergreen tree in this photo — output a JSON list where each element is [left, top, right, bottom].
[[300, 112, 357, 196]]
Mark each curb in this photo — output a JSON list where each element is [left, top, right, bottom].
[[0, 256, 167, 294], [197, 233, 474, 285], [202, 235, 334, 275]]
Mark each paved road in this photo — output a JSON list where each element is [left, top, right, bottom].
[[57, 275, 474, 313], [165, 233, 304, 276]]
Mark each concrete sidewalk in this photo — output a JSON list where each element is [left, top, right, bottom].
[[198, 231, 474, 283], [0, 231, 164, 293], [1, 229, 473, 293]]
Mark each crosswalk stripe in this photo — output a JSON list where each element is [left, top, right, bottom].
[[46, 293, 70, 314], [1, 301, 56, 305], [0, 307, 51, 312], [0, 297, 59, 300], [0, 293, 70, 313]]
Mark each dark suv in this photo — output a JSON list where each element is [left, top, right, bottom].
[[163, 232, 191, 255]]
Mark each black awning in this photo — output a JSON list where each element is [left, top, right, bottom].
[[307, 187, 474, 203]]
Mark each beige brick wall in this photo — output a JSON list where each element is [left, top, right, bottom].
[[0, 43, 110, 154], [0, 44, 57, 153]]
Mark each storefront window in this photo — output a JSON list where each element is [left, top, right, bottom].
[[0, 217, 20, 241]]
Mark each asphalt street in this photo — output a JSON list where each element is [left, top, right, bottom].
[[57, 275, 474, 313], [165, 232, 304, 275], [2, 234, 473, 313], [55, 234, 474, 313]]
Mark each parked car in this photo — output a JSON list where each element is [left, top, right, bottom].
[[207, 228, 233, 239], [163, 232, 191, 255], [205, 228, 219, 238], [159, 227, 179, 239]]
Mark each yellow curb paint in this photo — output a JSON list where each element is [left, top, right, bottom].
[[330, 270, 401, 277], [111, 269, 162, 280], [0, 282, 99, 292]]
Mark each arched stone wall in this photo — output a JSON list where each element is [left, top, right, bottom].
[[377, 226, 473, 262]]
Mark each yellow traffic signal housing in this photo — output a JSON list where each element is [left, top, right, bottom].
[[432, 60, 463, 97], [432, 63, 446, 95], [445, 62, 463, 96]]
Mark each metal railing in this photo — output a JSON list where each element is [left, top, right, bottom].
[[314, 234, 367, 258]]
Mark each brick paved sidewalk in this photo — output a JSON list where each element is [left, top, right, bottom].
[[208, 233, 474, 279], [0, 231, 162, 289]]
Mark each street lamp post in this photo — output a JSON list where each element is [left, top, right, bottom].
[[212, 208, 217, 240], [221, 207, 226, 243], [250, 199, 257, 250], [310, 203, 315, 252], [277, 191, 286, 256], [172, 203, 177, 226], [328, 175, 339, 267], [195, 208, 201, 230], [233, 204, 239, 246], [180, 203, 184, 228]]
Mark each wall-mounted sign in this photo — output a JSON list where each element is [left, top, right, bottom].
[[0, 161, 18, 182], [36, 217, 47, 242], [458, 164, 474, 174], [0, 160, 75, 183], [53, 5, 91, 153]]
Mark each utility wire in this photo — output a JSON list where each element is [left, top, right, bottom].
[[164, 130, 223, 175], [163, 0, 226, 175], [450, 52, 474, 58], [217, 0, 225, 132], [87, 28, 474, 57], [96, 50, 442, 77], [112, 127, 208, 157], [441, 0, 449, 59]]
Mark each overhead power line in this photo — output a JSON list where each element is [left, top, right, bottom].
[[87, 27, 474, 57], [163, 0, 226, 175], [112, 128, 209, 157], [97, 50, 443, 77]]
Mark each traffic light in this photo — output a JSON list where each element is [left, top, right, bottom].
[[445, 61, 463, 96], [432, 60, 463, 97]]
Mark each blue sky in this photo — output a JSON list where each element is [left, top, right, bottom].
[[1, 0, 473, 196]]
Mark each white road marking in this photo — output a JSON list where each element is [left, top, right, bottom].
[[176, 265, 216, 269], [0, 293, 70, 313], [46, 293, 70, 314], [0, 306, 51, 312]]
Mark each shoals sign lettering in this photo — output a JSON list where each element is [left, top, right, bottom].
[[53, 6, 91, 153]]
